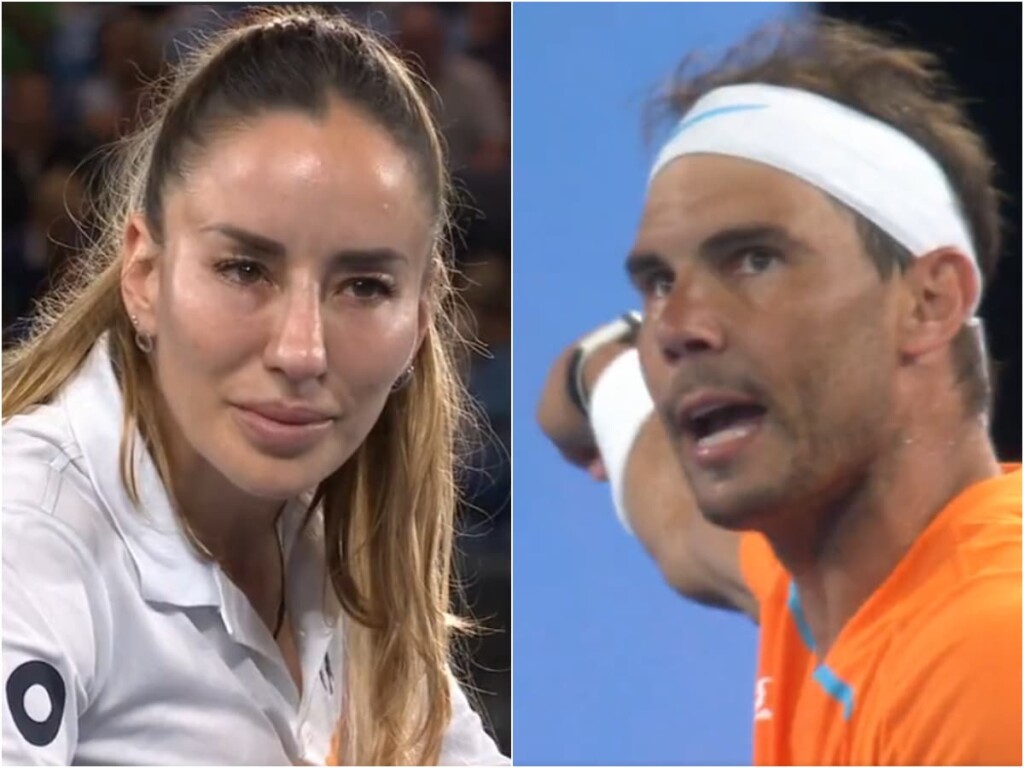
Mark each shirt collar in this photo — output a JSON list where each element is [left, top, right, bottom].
[[62, 337, 339, 661], [61, 336, 224, 608], [62, 338, 311, 603]]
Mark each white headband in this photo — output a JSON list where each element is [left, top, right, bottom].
[[650, 84, 980, 306]]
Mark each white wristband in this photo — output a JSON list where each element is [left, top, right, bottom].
[[588, 349, 655, 535]]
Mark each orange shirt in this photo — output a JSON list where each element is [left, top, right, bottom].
[[740, 467, 1022, 765]]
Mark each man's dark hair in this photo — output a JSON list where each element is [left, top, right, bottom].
[[654, 19, 1002, 416]]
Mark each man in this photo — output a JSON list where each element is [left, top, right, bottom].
[[538, 20, 1021, 765]]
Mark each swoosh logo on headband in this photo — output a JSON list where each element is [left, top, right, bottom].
[[668, 103, 768, 140]]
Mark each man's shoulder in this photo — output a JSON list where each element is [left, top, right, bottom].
[[889, 467, 1021, 641], [874, 537, 1021, 764], [891, 557, 1020, 683]]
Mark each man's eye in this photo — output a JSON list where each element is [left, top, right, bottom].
[[637, 271, 673, 298], [650, 274, 674, 298], [732, 248, 780, 275]]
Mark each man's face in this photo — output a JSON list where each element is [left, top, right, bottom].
[[631, 154, 902, 531]]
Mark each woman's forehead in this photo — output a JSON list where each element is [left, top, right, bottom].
[[162, 108, 435, 257], [191, 108, 422, 202]]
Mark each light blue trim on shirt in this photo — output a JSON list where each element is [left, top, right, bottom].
[[787, 581, 817, 650], [813, 665, 856, 721], [787, 581, 856, 720]]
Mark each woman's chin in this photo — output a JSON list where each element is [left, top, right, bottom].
[[224, 460, 332, 502], [210, 433, 358, 499]]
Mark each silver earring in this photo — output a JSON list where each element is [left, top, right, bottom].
[[131, 315, 154, 354], [391, 365, 415, 393]]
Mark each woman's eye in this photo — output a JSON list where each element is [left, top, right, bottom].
[[341, 277, 395, 300], [215, 258, 269, 286]]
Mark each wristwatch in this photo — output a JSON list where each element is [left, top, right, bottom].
[[566, 311, 642, 414]]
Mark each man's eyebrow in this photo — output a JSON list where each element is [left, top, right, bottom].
[[625, 251, 668, 281], [626, 223, 808, 277], [697, 223, 805, 256]]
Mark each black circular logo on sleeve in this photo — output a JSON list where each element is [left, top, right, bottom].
[[6, 660, 66, 747]]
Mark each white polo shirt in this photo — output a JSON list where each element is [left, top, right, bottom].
[[3, 338, 507, 766]]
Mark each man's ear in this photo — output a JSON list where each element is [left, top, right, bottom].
[[120, 213, 162, 334], [896, 248, 980, 360]]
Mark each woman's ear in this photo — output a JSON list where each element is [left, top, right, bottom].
[[897, 248, 980, 360], [120, 213, 162, 334], [416, 296, 432, 356]]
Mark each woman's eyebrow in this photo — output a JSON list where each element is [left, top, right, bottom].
[[201, 223, 409, 269]]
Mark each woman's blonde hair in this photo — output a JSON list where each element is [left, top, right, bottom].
[[3, 7, 469, 764]]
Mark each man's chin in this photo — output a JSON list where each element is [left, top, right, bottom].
[[694, 500, 756, 531], [690, 475, 785, 532]]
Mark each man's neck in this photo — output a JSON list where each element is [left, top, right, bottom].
[[766, 418, 999, 658]]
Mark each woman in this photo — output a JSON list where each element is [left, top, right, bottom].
[[2, 7, 507, 765]]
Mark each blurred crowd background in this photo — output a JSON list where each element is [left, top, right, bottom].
[[2, 1, 511, 752]]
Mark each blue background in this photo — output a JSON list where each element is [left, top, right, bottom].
[[512, 4, 799, 764]]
